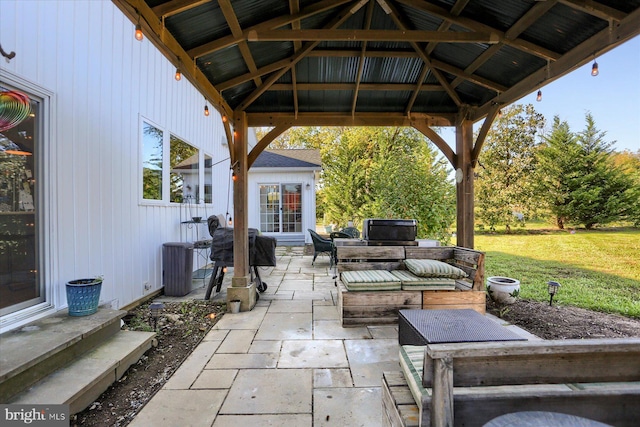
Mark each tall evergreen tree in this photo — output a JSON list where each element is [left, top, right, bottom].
[[475, 104, 545, 231]]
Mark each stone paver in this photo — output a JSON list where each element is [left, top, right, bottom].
[[213, 414, 312, 427], [254, 312, 312, 340], [191, 369, 237, 389], [128, 389, 226, 427], [220, 369, 312, 414], [216, 329, 256, 353], [313, 387, 382, 427], [278, 339, 348, 368], [344, 339, 398, 387]]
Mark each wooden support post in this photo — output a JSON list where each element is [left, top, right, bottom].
[[232, 111, 249, 283], [430, 355, 454, 427], [455, 120, 474, 249]]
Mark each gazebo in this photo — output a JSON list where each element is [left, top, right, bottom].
[[114, 0, 640, 306]]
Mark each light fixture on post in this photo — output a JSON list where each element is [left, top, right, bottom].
[[591, 58, 599, 76], [149, 302, 164, 331], [547, 281, 561, 306], [536, 89, 542, 102]]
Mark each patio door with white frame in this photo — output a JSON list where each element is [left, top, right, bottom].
[[259, 183, 302, 233], [0, 80, 45, 317]]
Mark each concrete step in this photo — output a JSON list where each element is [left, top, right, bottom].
[[9, 329, 156, 414], [0, 307, 127, 402]]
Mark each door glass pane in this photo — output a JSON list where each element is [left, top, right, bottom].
[[142, 121, 163, 200], [259, 184, 280, 232], [204, 154, 212, 203], [281, 184, 302, 233], [0, 85, 42, 315], [170, 135, 198, 203]]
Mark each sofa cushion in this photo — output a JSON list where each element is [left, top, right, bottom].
[[399, 345, 428, 409], [390, 270, 456, 290], [341, 270, 401, 291], [404, 259, 468, 279]]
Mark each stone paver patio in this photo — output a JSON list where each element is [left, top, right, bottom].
[[130, 247, 532, 426]]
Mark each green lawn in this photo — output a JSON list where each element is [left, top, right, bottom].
[[474, 229, 640, 318]]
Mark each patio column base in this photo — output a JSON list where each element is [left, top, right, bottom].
[[226, 279, 256, 312]]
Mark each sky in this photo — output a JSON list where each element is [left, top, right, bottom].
[[442, 35, 640, 154]]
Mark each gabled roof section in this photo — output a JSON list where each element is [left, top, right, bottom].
[[115, 0, 640, 127], [252, 149, 322, 169]]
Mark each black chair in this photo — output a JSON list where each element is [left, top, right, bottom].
[[308, 229, 335, 267], [330, 231, 351, 240], [340, 226, 360, 238]]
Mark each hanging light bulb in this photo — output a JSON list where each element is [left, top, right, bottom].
[[135, 23, 143, 41], [536, 90, 542, 102], [222, 114, 228, 123], [228, 216, 233, 226], [232, 171, 237, 181], [591, 59, 599, 76], [498, 109, 503, 118], [175, 67, 182, 81], [204, 105, 209, 116]]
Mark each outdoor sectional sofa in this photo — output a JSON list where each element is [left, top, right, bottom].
[[335, 245, 485, 327]]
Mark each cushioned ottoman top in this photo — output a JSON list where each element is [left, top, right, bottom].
[[390, 270, 456, 290], [341, 270, 401, 291]]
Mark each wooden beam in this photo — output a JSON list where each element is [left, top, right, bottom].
[[351, 0, 375, 117], [246, 112, 455, 127], [113, 0, 233, 120], [471, 103, 500, 165], [471, 7, 640, 121], [412, 121, 456, 166], [248, 124, 291, 168], [268, 83, 443, 91], [430, 58, 507, 93], [232, 111, 249, 281], [187, 0, 353, 58], [236, 2, 357, 111], [559, 0, 626, 22], [218, 0, 263, 88], [455, 120, 474, 249], [218, 58, 290, 91], [308, 49, 417, 57], [505, 1, 557, 40], [152, 0, 209, 18], [384, 1, 463, 106], [404, 63, 429, 117], [450, 43, 502, 88], [246, 29, 501, 43]]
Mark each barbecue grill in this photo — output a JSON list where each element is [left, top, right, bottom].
[[204, 216, 277, 299], [362, 218, 418, 246]]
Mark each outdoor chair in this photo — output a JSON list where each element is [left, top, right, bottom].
[[340, 226, 360, 238], [308, 229, 335, 267], [330, 231, 352, 240]]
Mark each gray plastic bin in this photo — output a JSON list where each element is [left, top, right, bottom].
[[162, 242, 194, 296]]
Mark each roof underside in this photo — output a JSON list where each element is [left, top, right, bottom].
[[116, 0, 640, 127]]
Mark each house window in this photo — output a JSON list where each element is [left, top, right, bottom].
[[0, 82, 45, 316], [259, 183, 302, 233], [141, 120, 207, 204], [142, 121, 163, 201], [169, 135, 198, 204]]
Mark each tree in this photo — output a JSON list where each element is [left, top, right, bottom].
[[287, 126, 456, 242], [568, 114, 639, 228], [537, 114, 639, 229], [535, 116, 580, 228], [475, 104, 545, 231]]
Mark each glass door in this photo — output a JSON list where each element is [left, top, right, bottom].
[[0, 83, 43, 316], [259, 183, 302, 233]]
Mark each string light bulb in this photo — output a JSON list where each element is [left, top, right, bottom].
[[591, 59, 599, 76], [135, 23, 143, 41], [498, 109, 503, 118], [536, 90, 542, 102], [175, 67, 182, 81], [232, 172, 237, 182], [222, 114, 228, 123], [228, 216, 233, 226], [204, 105, 209, 116]]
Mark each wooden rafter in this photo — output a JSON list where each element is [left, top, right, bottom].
[[351, 0, 375, 117], [384, 0, 463, 107], [471, 103, 500, 165], [246, 29, 500, 43], [187, 0, 353, 58], [412, 121, 456, 166], [559, 0, 626, 22], [236, 1, 364, 111], [268, 83, 443, 91], [218, 0, 262, 88], [289, 0, 302, 118], [152, 0, 209, 18], [246, 112, 455, 127], [395, 0, 561, 61]]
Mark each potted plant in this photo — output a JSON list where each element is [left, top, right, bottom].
[[66, 276, 103, 316], [486, 276, 520, 305]]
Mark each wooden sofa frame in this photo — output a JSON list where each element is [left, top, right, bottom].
[[382, 338, 640, 427], [336, 246, 485, 327]]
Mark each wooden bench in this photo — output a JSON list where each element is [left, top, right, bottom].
[[336, 246, 485, 327], [382, 338, 640, 427]]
